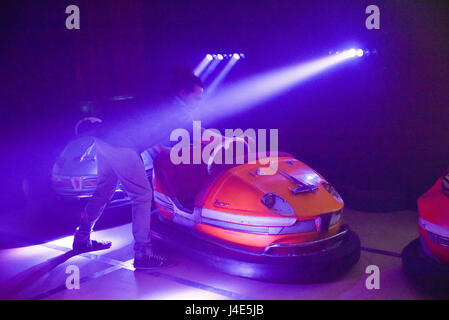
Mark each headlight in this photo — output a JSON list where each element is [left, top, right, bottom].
[[261, 193, 295, 216], [330, 210, 342, 225], [322, 182, 343, 203]]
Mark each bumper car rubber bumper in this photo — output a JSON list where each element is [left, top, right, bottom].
[[402, 238, 449, 297], [150, 211, 361, 283]]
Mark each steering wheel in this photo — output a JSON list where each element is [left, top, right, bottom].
[[75, 117, 103, 136], [206, 137, 249, 175]]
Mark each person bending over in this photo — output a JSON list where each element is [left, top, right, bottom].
[[72, 69, 204, 270]]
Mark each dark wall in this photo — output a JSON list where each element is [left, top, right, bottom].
[[1, 0, 448, 212]]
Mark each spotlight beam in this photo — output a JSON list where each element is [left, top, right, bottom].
[[196, 53, 351, 122], [194, 54, 213, 76], [200, 59, 221, 81], [205, 55, 240, 98]]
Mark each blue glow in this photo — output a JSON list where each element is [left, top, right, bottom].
[[356, 49, 364, 57]]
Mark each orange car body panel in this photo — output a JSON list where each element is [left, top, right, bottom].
[[199, 157, 343, 219], [154, 155, 344, 250]]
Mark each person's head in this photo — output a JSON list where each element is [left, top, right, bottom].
[[171, 66, 204, 107]]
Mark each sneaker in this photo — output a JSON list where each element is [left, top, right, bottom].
[[73, 239, 112, 252], [133, 254, 167, 270]]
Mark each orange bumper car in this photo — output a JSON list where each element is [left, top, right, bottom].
[[150, 144, 360, 283]]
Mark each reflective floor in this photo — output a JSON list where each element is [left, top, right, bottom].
[[0, 207, 429, 300]]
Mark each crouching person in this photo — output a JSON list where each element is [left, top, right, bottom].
[[72, 103, 166, 270], [72, 68, 204, 270]]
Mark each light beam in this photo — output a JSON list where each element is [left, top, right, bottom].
[[200, 59, 222, 81], [194, 54, 214, 76], [195, 53, 352, 122], [205, 55, 240, 98]]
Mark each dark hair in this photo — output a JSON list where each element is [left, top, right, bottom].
[[171, 66, 203, 94]]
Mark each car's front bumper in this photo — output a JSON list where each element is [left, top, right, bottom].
[[418, 218, 449, 264], [151, 210, 360, 283]]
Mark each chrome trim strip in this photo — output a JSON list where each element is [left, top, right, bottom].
[[201, 217, 284, 235], [263, 226, 348, 254], [201, 216, 318, 235], [201, 208, 297, 227], [419, 217, 449, 238]]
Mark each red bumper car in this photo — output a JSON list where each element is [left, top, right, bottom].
[[402, 169, 449, 295]]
